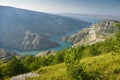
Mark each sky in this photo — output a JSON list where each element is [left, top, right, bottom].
[[0, 0, 120, 15]]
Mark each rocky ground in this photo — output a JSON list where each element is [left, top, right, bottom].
[[10, 73, 40, 80]]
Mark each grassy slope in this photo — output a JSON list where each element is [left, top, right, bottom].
[[26, 53, 120, 80], [80, 53, 120, 80], [26, 63, 68, 80]]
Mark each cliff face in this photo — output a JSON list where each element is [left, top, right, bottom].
[[0, 31, 59, 51], [20, 31, 59, 51], [62, 20, 120, 46]]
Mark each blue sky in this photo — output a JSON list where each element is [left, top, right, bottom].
[[0, 0, 120, 15]]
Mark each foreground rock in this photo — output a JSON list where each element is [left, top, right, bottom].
[[10, 73, 40, 80], [62, 20, 120, 46]]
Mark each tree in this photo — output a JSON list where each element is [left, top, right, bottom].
[[113, 23, 120, 52], [64, 47, 84, 80], [4, 57, 28, 77]]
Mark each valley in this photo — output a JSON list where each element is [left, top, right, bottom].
[[0, 0, 120, 80], [0, 6, 90, 53], [0, 6, 108, 55]]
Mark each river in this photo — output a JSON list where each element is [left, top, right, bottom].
[[12, 17, 102, 55]]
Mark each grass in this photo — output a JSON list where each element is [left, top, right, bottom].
[[18, 52, 120, 80], [80, 53, 120, 80], [26, 63, 68, 80]]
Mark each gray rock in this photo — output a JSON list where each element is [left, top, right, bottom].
[[10, 73, 40, 80], [36, 50, 57, 57], [62, 20, 120, 46]]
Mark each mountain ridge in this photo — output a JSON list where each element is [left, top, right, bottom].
[[62, 20, 120, 46], [0, 6, 90, 51]]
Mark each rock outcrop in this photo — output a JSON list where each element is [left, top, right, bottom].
[[10, 73, 40, 80], [62, 20, 120, 46], [36, 50, 57, 57], [21, 31, 59, 51]]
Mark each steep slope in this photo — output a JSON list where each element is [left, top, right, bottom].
[[62, 20, 120, 46], [0, 49, 17, 61], [0, 6, 90, 51], [21, 31, 59, 51]]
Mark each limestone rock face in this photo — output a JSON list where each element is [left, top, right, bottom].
[[21, 31, 59, 51], [62, 20, 120, 46]]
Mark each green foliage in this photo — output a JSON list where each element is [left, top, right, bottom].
[[113, 23, 120, 52], [0, 22, 120, 80], [1, 57, 28, 77], [35, 63, 68, 80], [23, 55, 35, 68], [53, 50, 66, 64], [64, 22, 120, 80], [0, 67, 3, 79], [20, 50, 66, 72], [64, 47, 84, 80]]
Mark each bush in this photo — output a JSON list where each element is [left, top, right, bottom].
[[3, 57, 29, 77]]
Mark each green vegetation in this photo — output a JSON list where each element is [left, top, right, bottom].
[[0, 50, 66, 79], [34, 63, 67, 80], [64, 23, 120, 80], [0, 23, 120, 80]]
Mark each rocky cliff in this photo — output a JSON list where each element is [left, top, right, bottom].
[[21, 31, 59, 51], [62, 20, 120, 46]]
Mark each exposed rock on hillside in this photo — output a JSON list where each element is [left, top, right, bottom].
[[0, 49, 17, 61], [0, 31, 59, 51], [21, 31, 59, 51], [36, 50, 57, 57], [10, 73, 40, 80], [62, 20, 120, 46]]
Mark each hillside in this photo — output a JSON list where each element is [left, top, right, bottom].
[[9, 53, 120, 80], [62, 20, 120, 46], [0, 6, 90, 51], [0, 21, 120, 80], [0, 49, 17, 61]]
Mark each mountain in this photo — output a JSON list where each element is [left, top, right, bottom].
[[19, 31, 59, 51], [0, 6, 90, 51], [0, 49, 17, 61], [58, 13, 120, 22], [62, 20, 120, 46]]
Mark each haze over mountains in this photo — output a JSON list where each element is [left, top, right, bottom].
[[59, 13, 120, 22], [0, 6, 90, 51]]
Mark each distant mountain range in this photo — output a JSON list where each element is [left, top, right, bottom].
[[0, 6, 90, 51], [58, 13, 120, 22]]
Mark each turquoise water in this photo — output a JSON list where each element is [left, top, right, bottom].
[[14, 36, 72, 55], [79, 16, 102, 23], [13, 17, 102, 55]]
